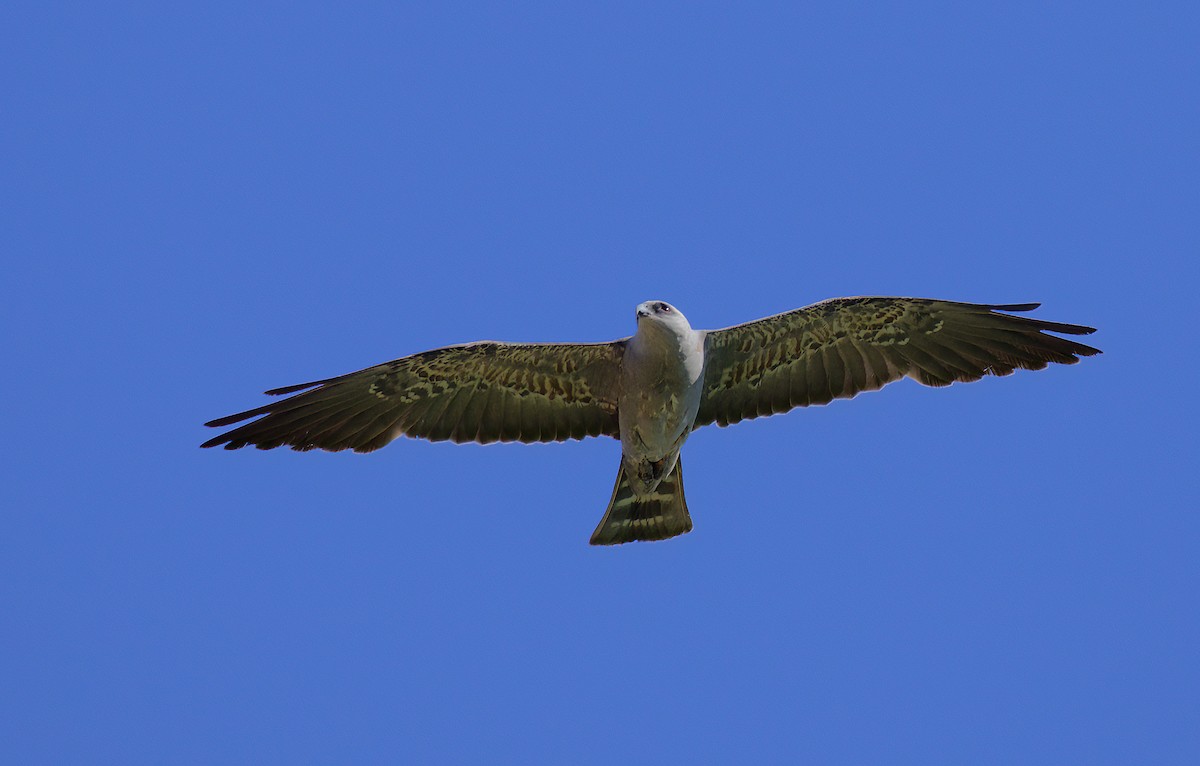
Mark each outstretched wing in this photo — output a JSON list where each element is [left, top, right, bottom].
[[203, 341, 625, 451], [695, 297, 1100, 428]]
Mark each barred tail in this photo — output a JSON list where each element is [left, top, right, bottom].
[[589, 457, 693, 545]]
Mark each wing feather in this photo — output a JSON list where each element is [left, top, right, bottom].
[[499, 385, 523, 441], [827, 345, 850, 399], [804, 347, 830, 409], [837, 341, 866, 393], [203, 341, 624, 451], [322, 400, 390, 451], [695, 297, 1099, 428]]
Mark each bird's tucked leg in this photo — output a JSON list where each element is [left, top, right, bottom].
[[638, 457, 667, 486], [623, 452, 679, 496]]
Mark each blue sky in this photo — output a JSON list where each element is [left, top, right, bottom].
[[2, 1, 1197, 763]]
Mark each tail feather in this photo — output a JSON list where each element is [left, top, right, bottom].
[[589, 457, 693, 545]]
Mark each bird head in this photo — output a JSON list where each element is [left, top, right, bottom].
[[635, 301, 692, 333]]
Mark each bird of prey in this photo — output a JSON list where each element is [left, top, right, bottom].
[[203, 297, 1099, 545]]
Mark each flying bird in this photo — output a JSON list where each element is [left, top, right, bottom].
[[203, 297, 1099, 544]]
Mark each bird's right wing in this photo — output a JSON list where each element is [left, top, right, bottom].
[[202, 340, 626, 451], [695, 297, 1100, 428]]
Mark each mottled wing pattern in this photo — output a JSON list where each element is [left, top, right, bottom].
[[695, 298, 1100, 428], [202, 341, 625, 451]]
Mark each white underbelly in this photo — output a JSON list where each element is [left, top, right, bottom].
[[621, 386, 700, 460], [618, 325, 706, 461]]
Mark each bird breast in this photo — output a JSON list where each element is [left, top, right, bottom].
[[619, 331, 705, 460]]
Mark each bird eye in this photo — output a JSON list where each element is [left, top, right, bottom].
[[659, 303, 671, 313]]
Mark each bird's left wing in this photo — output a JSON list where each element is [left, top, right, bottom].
[[202, 340, 625, 451], [695, 297, 1099, 428]]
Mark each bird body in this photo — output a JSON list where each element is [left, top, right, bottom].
[[619, 301, 705, 493], [204, 297, 1100, 545]]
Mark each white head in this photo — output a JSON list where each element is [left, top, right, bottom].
[[635, 300, 693, 335]]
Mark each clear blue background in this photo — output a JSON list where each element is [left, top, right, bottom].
[[3, 2, 1196, 763]]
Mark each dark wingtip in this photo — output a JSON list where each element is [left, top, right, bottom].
[[987, 302, 1099, 337], [1038, 320, 1098, 336], [204, 411, 256, 428], [1036, 321, 1098, 336], [987, 302, 1041, 312], [264, 381, 321, 396]]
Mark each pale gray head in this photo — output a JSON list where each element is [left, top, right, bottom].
[[635, 300, 693, 334]]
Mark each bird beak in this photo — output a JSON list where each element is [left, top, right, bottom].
[[636, 307, 650, 319]]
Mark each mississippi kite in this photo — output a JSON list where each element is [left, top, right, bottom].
[[203, 297, 1100, 544]]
